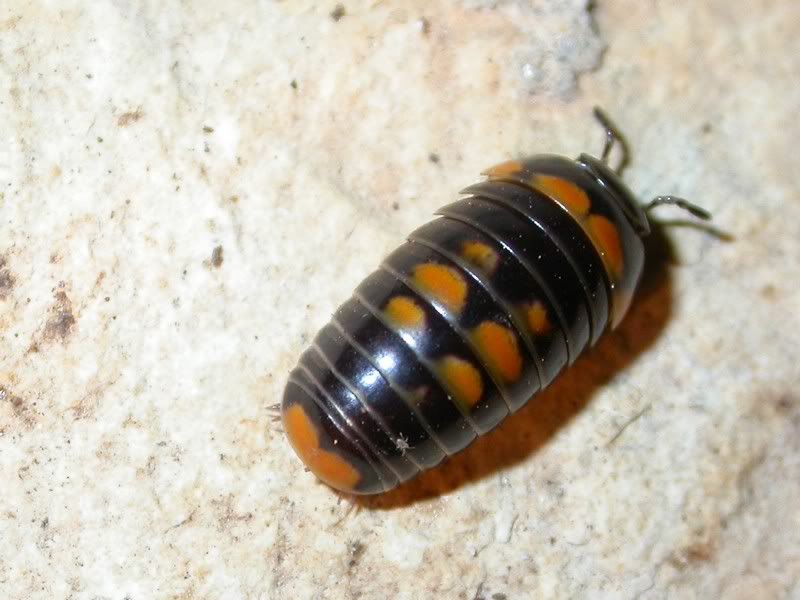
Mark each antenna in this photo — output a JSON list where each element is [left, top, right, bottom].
[[644, 196, 712, 221], [593, 106, 630, 174]]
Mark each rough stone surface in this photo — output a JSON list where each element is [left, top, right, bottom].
[[1, 1, 798, 598]]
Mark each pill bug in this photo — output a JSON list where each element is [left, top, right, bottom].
[[280, 109, 710, 495]]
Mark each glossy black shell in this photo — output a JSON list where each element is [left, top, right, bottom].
[[281, 154, 647, 494]]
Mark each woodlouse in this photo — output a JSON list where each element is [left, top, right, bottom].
[[281, 109, 710, 494]]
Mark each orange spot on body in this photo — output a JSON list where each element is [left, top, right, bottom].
[[587, 214, 624, 280], [525, 301, 551, 335], [384, 296, 425, 330], [461, 241, 499, 273], [532, 175, 591, 217], [437, 355, 483, 409], [413, 263, 467, 314], [471, 321, 522, 383], [284, 404, 360, 491], [481, 160, 523, 179]]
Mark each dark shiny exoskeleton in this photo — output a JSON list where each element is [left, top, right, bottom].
[[280, 111, 709, 495]]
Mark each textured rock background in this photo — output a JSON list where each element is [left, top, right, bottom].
[[1, 1, 798, 598]]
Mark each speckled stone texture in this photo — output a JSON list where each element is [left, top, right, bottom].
[[1, 1, 799, 598]]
